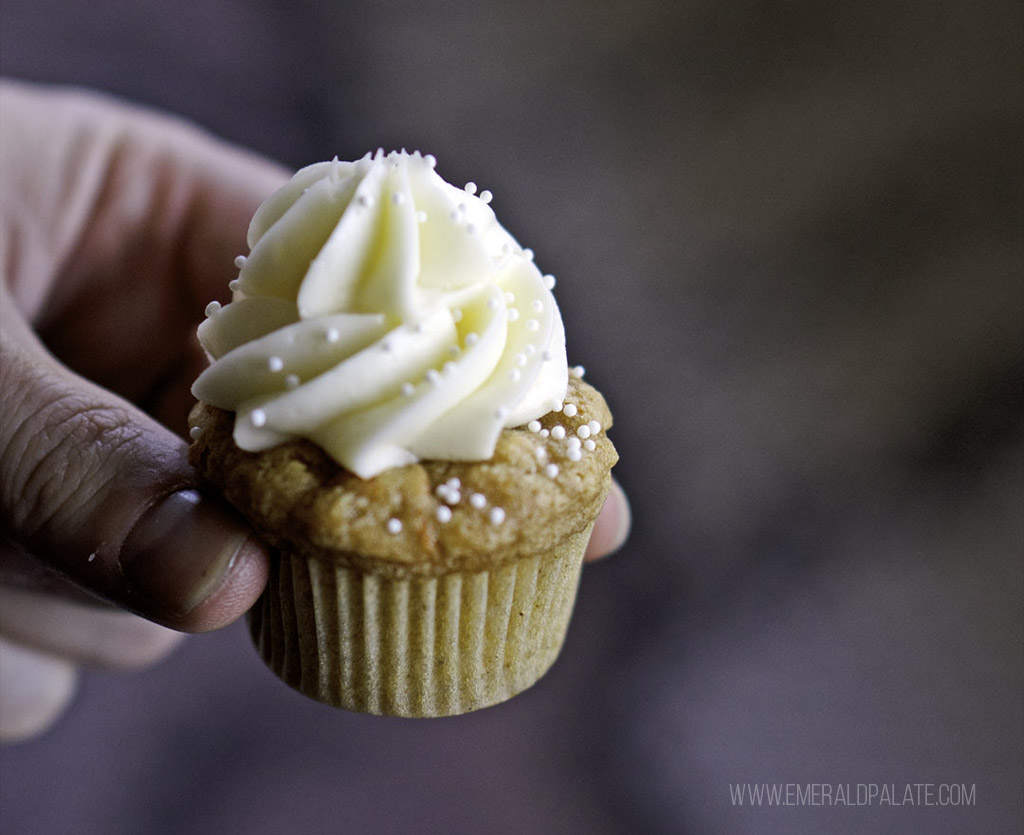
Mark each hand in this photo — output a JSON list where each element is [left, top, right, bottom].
[[0, 80, 283, 741], [0, 80, 630, 742]]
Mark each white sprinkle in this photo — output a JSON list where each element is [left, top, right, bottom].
[[88, 551, 97, 563], [588, 420, 602, 435], [527, 420, 542, 433], [250, 409, 267, 428], [446, 477, 461, 490], [452, 309, 463, 323], [525, 344, 537, 355], [507, 308, 520, 322], [571, 365, 586, 379], [523, 248, 534, 261], [465, 332, 479, 346], [584, 439, 596, 451], [535, 446, 548, 460], [550, 398, 564, 413], [326, 328, 340, 342], [480, 190, 493, 203], [357, 193, 374, 207], [466, 223, 477, 234], [487, 298, 500, 310], [495, 406, 509, 421], [443, 361, 458, 375], [545, 463, 560, 478], [268, 356, 284, 372], [426, 369, 442, 385], [505, 291, 516, 304], [391, 191, 406, 205], [424, 154, 437, 168], [531, 299, 544, 313], [515, 352, 527, 367], [417, 210, 428, 223], [526, 319, 540, 332], [387, 518, 403, 534], [543, 274, 556, 290], [568, 447, 583, 462], [436, 505, 453, 523], [234, 255, 247, 269], [285, 374, 301, 389], [550, 425, 566, 440], [542, 350, 554, 362], [204, 301, 222, 317], [464, 182, 477, 194], [189, 426, 202, 440], [540, 428, 550, 438], [470, 492, 487, 509], [228, 279, 241, 292], [489, 507, 506, 525], [560, 404, 577, 419], [448, 345, 461, 358], [508, 369, 521, 382], [402, 382, 415, 397], [576, 424, 592, 439]]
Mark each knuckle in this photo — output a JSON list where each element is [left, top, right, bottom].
[[2, 370, 139, 540]]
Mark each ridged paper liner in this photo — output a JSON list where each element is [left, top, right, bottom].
[[247, 527, 591, 717]]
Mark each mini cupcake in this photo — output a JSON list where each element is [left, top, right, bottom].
[[188, 151, 616, 716]]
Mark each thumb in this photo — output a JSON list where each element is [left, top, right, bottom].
[[0, 306, 268, 632]]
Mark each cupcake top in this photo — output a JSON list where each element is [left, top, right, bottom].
[[189, 374, 616, 575], [192, 151, 568, 479]]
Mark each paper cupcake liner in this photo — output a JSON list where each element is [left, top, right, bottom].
[[247, 527, 591, 717]]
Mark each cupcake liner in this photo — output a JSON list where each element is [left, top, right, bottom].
[[247, 526, 592, 717]]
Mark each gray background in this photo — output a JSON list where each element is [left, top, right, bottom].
[[1, 1, 1021, 833]]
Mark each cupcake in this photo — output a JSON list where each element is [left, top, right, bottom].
[[188, 151, 617, 716]]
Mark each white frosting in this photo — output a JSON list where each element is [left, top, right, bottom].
[[192, 151, 568, 478]]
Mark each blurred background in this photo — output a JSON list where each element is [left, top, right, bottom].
[[1, 1, 1021, 833]]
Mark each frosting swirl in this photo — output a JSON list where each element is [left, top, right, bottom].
[[192, 151, 568, 478]]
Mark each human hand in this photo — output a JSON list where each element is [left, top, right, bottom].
[[0, 80, 630, 742], [0, 80, 284, 740]]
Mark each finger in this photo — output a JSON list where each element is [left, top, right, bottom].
[[584, 478, 631, 562], [0, 586, 183, 668], [0, 80, 289, 317], [1, 81, 289, 436], [0, 637, 78, 743], [0, 306, 268, 632]]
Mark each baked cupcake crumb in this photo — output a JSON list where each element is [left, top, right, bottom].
[[189, 376, 616, 578]]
